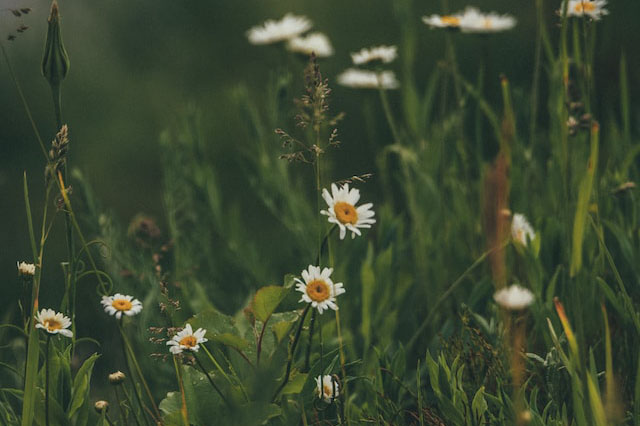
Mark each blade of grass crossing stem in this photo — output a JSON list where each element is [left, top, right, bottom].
[[570, 122, 599, 277], [21, 174, 40, 426]]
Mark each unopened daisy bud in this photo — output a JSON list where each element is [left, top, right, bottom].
[[41, 0, 70, 88], [17, 261, 36, 276], [493, 285, 534, 311], [94, 400, 109, 413], [108, 371, 126, 385]]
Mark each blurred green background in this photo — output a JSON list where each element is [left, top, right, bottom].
[[1, 0, 639, 316]]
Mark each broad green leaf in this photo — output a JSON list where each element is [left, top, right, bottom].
[[252, 286, 288, 323], [472, 386, 488, 423], [68, 353, 100, 419], [189, 310, 249, 351], [282, 373, 307, 395]]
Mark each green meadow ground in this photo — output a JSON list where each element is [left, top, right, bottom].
[[1, 0, 640, 424]]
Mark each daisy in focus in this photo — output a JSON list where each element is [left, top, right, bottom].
[[494, 285, 535, 311], [287, 32, 333, 57], [17, 261, 35, 276], [35, 308, 73, 337], [458, 7, 516, 33], [315, 375, 340, 403], [422, 14, 462, 29], [101, 293, 143, 319], [562, 0, 608, 20], [321, 183, 376, 239], [246, 13, 312, 45], [351, 45, 397, 65], [166, 324, 208, 355], [295, 265, 345, 314], [511, 213, 535, 247]]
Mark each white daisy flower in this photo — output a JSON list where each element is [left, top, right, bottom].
[[17, 261, 36, 276], [422, 14, 462, 29], [101, 293, 143, 319], [563, 1, 608, 20], [458, 7, 516, 33], [315, 375, 340, 403], [35, 308, 73, 337], [351, 45, 397, 65], [321, 183, 376, 240], [246, 13, 312, 45], [295, 265, 345, 314], [493, 285, 535, 311], [511, 213, 535, 247], [287, 32, 334, 57], [166, 324, 208, 355], [337, 68, 399, 90]]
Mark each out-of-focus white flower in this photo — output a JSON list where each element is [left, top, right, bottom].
[[422, 14, 462, 29], [101, 293, 143, 319], [562, 1, 608, 20], [17, 261, 36, 276], [351, 45, 397, 65], [337, 68, 399, 90], [458, 7, 516, 33], [287, 32, 334, 57], [511, 213, 535, 247], [166, 324, 208, 355], [35, 308, 73, 337], [321, 183, 376, 239], [315, 375, 340, 403], [246, 13, 312, 45], [494, 285, 535, 310], [295, 265, 345, 314]]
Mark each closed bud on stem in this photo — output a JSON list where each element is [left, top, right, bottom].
[[41, 0, 70, 88], [108, 371, 126, 385], [94, 400, 109, 413]]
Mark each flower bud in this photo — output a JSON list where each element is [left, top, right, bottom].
[[94, 400, 109, 413], [17, 261, 36, 277], [108, 371, 126, 385], [41, 0, 70, 88]]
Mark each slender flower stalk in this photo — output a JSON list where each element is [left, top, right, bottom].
[[192, 353, 230, 406], [45, 335, 51, 426]]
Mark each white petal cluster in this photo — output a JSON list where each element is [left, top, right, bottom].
[[35, 308, 73, 337], [315, 375, 340, 403], [321, 183, 376, 239], [287, 32, 334, 57], [458, 7, 517, 33], [101, 293, 143, 319], [351, 45, 397, 65], [17, 261, 36, 276], [246, 13, 312, 45], [337, 68, 399, 90], [494, 285, 535, 311], [166, 324, 208, 355], [295, 265, 345, 314], [562, 1, 608, 20], [422, 14, 462, 29], [511, 213, 535, 247]]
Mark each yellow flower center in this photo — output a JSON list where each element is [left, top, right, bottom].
[[323, 383, 335, 397], [112, 299, 133, 311], [441, 15, 460, 26], [483, 19, 493, 29], [306, 279, 330, 302], [574, 2, 596, 12], [334, 202, 358, 225], [44, 319, 62, 331], [179, 335, 198, 348]]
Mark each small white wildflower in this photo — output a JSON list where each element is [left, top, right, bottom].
[[35, 308, 73, 337], [494, 285, 535, 311], [321, 183, 376, 240], [101, 293, 143, 319], [562, 1, 608, 20], [246, 13, 312, 45], [315, 375, 340, 403], [351, 45, 397, 65], [337, 68, 399, 90], [166, 324, 208, 355], [295, 265, 345, 314], [422, 14, 462, 29], [287, 32, 334, 57], [458, 7, 516, 33], [17, 261, 36, 276], [511, 213, 535, 247]]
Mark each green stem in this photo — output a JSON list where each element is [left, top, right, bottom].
[[304, 310, 317, 371], [194, 352, 230, 406], [113, 385, 130, 426], [173, 356, 190, 426], [118, 324, 151, 426], [378, 85, 402, 144], [45, 335, 51, 426], [120, 383, 143, 426], [202, 345, 248, 402]]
